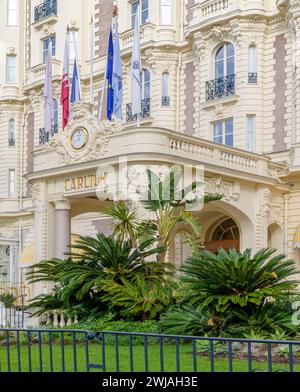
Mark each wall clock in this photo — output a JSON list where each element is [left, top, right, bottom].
[[70, 128, 89, 150]]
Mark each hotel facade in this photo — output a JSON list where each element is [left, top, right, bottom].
[[0, 0, 299, 301]]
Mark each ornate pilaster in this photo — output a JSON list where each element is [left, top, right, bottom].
[[287, 1, 300, 160]]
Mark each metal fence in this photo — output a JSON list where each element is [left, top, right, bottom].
[[0, 329, 299, 373]]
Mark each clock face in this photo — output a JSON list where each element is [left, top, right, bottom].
[[70, 128, 88, 150]]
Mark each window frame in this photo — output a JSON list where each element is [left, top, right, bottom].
[[8, 119, 16, 147], [42, 35, 56, 63], [247, 114, 256, 151], [160, 0, 172, 25], [162, 72, 169, 97], [214, 42, 235, 79], [53, 98, 59, 130], [142, 68, 151, 100], [131, 0, 149, 29], [7, 0, 18, 26], [8, 169, 16, 198], [213, 118, 234, 147], [6, 54, 17, 83]]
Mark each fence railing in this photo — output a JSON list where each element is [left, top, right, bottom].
[[206, 74, 236, 101], [34, 0, 57, 23], [0, 329, 299, 373]]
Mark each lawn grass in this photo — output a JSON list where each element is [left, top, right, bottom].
[[0, 343, 299, 373]]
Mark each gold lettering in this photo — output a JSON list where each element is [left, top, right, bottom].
[[77, 177, 84, 190], [94, 175, 99, 187], [71, 179, 76, 191], [65, 179, 71, 192]]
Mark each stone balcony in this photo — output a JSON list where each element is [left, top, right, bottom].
[[189, 0, 277, 31], [120, 23, 153, 51], [25, 58, 62, 88], [31, 126, 286, 186]]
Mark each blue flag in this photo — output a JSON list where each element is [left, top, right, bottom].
[[70, 58, 80, 103], [106, 29, 114, 121], [112, 18, 123, 120]]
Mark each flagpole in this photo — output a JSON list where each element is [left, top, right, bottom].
[[89, 17, 94, 106], [137, 1, 141, 128], [99, 9, 115, 121]]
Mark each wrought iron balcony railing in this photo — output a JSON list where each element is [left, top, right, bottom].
[[126, 98, 151, 122], [39, 124, 58, 145], [34, 0, 57, 23], [8, 138, 16, 147], [162, 96, 170, 107], [206, 74, 236, 101], [248, 72, 258, 84]]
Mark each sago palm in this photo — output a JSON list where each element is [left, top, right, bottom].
[[180, 248, 300, 312], [102, 276, 177, 320], [27, 234, 171, 303]]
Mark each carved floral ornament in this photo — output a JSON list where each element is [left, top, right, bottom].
[[48, 103, 120, 164], [122, 165, 240, 202]]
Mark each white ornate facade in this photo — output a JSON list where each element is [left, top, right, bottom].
[[0, 0, 300, 301]]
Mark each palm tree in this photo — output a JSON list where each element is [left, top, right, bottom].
[[180, 248, 300, 312], [104, 166, 223, 263], [102, 275, 178, 321], [27, 234, 174, 319]]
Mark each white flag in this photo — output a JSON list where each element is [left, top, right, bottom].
[[131, 7, 141, 117], [44, 42, 54, 133]]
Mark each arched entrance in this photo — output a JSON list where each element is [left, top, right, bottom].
[[204, 218, 240, 253]]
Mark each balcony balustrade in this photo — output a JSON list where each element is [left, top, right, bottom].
[[8, 138, 16, 147], [248, 72, 258, 84], [126, 98, 151, 122], [34, 0, 57, 23], [206, 74, 236, 101], [39, 125, 58, 145], [162, 96, 170, 107]]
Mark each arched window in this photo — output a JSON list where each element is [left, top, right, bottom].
[[162, 72, 170, 106], [142, 69, 151, 100], [8, 119, 16, 146], [53, 99, 58, 132], [161, 0, 172, 25], [248, 45, 257, 83], [215, 42, 235, 79]]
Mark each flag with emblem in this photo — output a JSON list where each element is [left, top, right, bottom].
[[106, 28, 114, 121], [131, 4, 141, 118]]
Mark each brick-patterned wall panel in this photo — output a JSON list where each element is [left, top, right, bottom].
[[26, 112, 34, 196], [273, 34, 287, 153], [94, 0, 114, 58], [184, 62, 196, 136], [186, 0, 195, 24]]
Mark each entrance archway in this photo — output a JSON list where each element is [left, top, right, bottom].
[[204, 218, 240, 253]]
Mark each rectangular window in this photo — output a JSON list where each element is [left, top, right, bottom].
[[214, 118, 234, 147], [7, 0, 17, 26], [131, 0, 149, 28], [247, 115, 255, 151], [43, 35, 56, 63], [9, 119, 16, 146], [161, 0, 172, 25], [9, 169, 16, 198], [6, 55, 16, 83]]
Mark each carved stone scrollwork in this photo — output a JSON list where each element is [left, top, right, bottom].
[[49, 102, 115, 164], [261, 188, 271, 218], [204, 178, 240, 201]]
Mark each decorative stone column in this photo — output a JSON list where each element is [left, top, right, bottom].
[[55, 200, 71, 260]]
